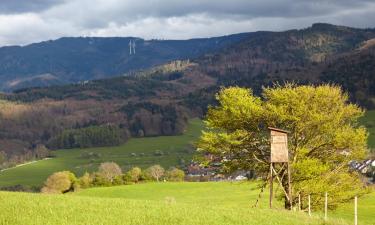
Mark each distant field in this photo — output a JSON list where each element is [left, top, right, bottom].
[[361, 110, 375, 149], [1, 181, 368, 225], [0, 118, 203, 187]]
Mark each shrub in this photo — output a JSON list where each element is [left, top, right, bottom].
[[140, 170, 153, 181], [91, 172, 112, 186], [145, 165, 165, 182], [112, 175, 124, 185], [0, 185, 39, 193], [79, 172, 92, 188], [126, 167, 142, 183], [98, 162, 122, 183], [165, 168, 185, 181], [41, 171, 78, 194]]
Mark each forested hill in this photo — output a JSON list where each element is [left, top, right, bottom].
[[1, 23, 375, 162], [196, 23, 375, 108], [0, 33, 251, 91]]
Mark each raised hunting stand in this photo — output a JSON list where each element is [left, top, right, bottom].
[[268, 127, 292, 209]]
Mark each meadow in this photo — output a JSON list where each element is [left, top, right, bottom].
[[0, 118, 203, 187], [0, 112, 374, 225], [2, 182, 374, 225], [0, 109, 374, 188]]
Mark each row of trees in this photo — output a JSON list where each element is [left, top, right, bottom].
[[0, 144, 51, 170], [47, 125, 122, 149], [41, 162, 185, 194]]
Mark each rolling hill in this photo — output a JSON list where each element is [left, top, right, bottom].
[[0, 182, 374, 225], [0, 110, 373, 189], [0, 33, 251, 91], [0, 23, 374, 166], [0, 118, 203, 187]]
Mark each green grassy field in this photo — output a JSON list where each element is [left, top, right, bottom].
[[0, 118, 203, 187], [75, 182, 375, 225], [76, 181, 275, 208], [361, 110, 375, 149], [0, 112, 374, 224], [0, 109, 373, 188], [2, 181, 371, 225]]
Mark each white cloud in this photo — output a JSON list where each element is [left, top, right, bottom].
[[0, 0, 374, 46]]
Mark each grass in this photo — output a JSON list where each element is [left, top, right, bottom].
[[360, 110, 375, 149], [0, 182, 357, 225], [75, 181, 276, 208], [75, 182, 375, 225], [0, 118, 204, 187], [0, 111, 374, 224], [331, 190, 375, 225], [0, 109, 373, 188]]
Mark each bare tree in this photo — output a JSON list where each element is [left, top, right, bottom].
[[147, 165, 165, 182], [98, 162, 122, 183]]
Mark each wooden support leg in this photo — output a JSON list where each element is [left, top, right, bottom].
[[269, 163, 273, 209], [287, 162, 292, 210]]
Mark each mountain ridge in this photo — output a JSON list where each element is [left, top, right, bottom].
[[0, 33, 252, 91], [0, 23, 374, 163]]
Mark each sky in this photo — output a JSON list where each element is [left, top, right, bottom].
[[0, 0, 375, 46]]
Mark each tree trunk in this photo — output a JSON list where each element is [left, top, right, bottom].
[[281, 167, 292, 210]]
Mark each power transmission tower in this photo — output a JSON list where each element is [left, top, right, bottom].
[[129, 40, 132, 55], [132, 40, 136, 55]]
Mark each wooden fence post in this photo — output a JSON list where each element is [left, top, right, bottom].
[[324, 192, 328, 221], [308, 195, 311, 216], [354, 196, 358, 225]]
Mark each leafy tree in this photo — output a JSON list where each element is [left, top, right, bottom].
[[41, 171, 78, 194], [91, 172, 112, 186], [98, 162, 122, 183], [126, 167, 142, 183], [34, 144, 50, 159], [146, 165, 165, 182], [165, 168, 185, 181], [79, 172, 92, 188], [198, 85, 368, 209], [0, 151, 6, 165], [112, 175, 124, 185]]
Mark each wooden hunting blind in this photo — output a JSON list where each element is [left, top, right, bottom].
[[269, 127, 289, 163], [268, 127, 292, 209]]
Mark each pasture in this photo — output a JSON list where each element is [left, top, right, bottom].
[[0, 109, 374, 188], [0, 118, 203, 187], [2, 181, 373, 225]]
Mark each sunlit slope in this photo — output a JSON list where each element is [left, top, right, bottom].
[[0, 184, 348, 225], [0, 118, 203, 187]]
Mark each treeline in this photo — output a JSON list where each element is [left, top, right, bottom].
[[41, 162, 185, 194], [121, 102, 177, 123], [0, 144, 52, 170], [6, 75, 170, 103], [47, 125, 123, 149]]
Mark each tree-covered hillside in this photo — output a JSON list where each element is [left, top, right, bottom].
[[0, 34, 251, 91], [1, 23, 375, 161]]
